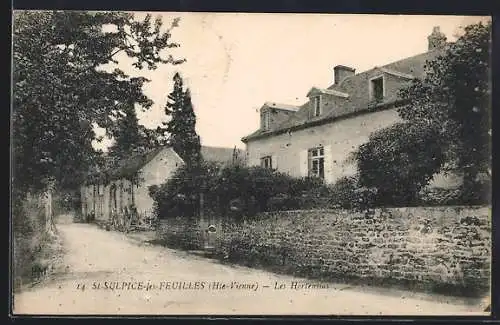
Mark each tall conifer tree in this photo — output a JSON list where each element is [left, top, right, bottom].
[[163, 73, 201, 167], [108, 102, 142, 160]]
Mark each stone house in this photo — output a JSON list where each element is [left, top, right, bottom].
[[81, 145, 244, 225], [241, 26, 461, 188]]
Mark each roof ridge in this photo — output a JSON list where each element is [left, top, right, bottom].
[[263, 101, 301, 112], [380, 49, 438, 70], [93, 146, 168, 181], [328, 50, 434, 89], [124, 145, 166, 161], [264, 101, 300, 106], [308, 86, 350, 98], [201, 145, 241, 150], [376, 67, 415, 80]]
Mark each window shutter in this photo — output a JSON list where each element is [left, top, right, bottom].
[[323, 145, 334, 184], [299, 150, 308, 177], [271, 155, 278, 170]]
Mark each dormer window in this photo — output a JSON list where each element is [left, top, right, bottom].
[[370, 76, 385, 102], [306, 87, 348, 120], [313, 96, 321, 117]]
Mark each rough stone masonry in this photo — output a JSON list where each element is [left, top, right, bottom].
[[157, 206, 491, 296]]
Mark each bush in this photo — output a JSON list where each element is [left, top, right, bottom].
[[266, 176, 332, 211], [153, 160, 420, 219], [418, 178, 491, 207], [267, 193, 292, 211], [418, 187, 462, 206], [151, 163, 334, 219], [151, 161, 220, 219], [288, 176, 329, 197], [355, 122, 445, 207], [328, 176, 359, 209], [459, 178, 491, 205]]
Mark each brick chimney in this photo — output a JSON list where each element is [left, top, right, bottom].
[[333, 65, 355, 85], [428, 26, 447, 51]]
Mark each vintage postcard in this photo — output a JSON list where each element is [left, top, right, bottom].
[[11, 11, 492, 316]]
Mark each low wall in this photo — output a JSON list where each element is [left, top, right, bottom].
[[157, 206, 491, 296]]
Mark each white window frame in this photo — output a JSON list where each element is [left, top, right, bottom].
[[260, 156, 273, 169], [308, 147, 325, 179], [313, 96, 321, 117], [369, 75, 385, 102]]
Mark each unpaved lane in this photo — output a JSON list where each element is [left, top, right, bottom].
[[13, 222, 488, 315]]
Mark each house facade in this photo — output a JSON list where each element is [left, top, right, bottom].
[[242, 26, 461, 188], [81, 145, 244, 225]]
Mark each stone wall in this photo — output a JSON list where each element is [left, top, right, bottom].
[[157, 206, 491, 296]]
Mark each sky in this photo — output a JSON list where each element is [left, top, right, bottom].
[[93, 13, 491, 151]]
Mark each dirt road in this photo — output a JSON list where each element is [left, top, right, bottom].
[[13, 219, 488, 315]]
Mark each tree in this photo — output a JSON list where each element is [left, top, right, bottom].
[[162, 73, 201, 167], [12, 11, 185, 231], [107, 101, 143, 160], [400, 22, 491, 200], [355, 21, 491, 205], [356, 122, 446, 206], [138, 125, 170, 150]]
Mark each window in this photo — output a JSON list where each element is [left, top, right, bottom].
[[313, 96, 321, 117], [370, 76, 384, 102], [262, 111, 271, 130], [261, 156, 273, 169], [308, 147, 324, 179]]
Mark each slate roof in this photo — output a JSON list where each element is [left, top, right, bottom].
[[201, 146, 245, 165], [85, 145, 244, 184], [113, 146, 166, 179], [262, 102, 301, 112], [241, 48, 444, 143], [306, 87, 350, 98]]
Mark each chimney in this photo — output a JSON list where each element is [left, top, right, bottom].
[[428, 26, 447, 51], [333, 65, 355, 85]]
